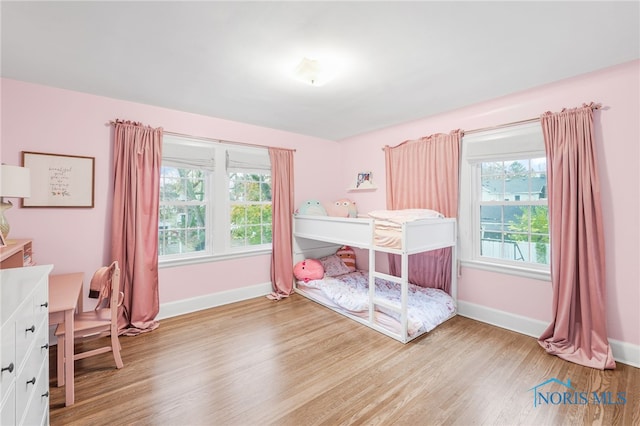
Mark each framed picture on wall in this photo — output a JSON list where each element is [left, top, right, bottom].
[[21, 151, 95, 208], [0, 230, 6, 247]]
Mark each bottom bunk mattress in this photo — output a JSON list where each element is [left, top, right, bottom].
[[296, 270, 456, 338]]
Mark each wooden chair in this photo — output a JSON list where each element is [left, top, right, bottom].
[[55, 261, 124, 386]]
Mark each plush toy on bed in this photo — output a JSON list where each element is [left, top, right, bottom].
[[325, 199, 357, 218], [336, 245, 357, 272], [293, 259, 324, 282], [295, 199, 328, 216]]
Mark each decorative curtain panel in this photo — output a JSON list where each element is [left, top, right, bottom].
[[111, 120, 162, 335], [384, 130, 461, 293], [267, 147, 295, 300], [538, 104, 615, 369]]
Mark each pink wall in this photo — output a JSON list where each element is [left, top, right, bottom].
[[2, 60, 638, 348], [0, 79, 341, 307], [339, 60, 640, 346]]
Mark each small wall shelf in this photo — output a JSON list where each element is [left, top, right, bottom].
[[347, 185, 378, 192]]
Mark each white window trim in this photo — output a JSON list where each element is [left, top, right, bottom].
[[459, 122, 551, 282], [159, 247, 272, 269]]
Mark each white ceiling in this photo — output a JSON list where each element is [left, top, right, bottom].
[[2, 1, 638, 141]]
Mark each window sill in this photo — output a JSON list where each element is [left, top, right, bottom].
[[460, 259, 551, 282], [159, 247, 272, 269]]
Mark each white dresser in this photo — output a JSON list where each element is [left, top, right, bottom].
[[1, 265, 53, 426]]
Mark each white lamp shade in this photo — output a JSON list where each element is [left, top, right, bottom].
[[0, 165, 31, 198]]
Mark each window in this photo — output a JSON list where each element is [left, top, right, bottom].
[[159, 135, 272, 265], [159, 167, 208, 256], [229, 172, 272, 247], [478, 158, 548, 265], [459, 122, 550, 279]]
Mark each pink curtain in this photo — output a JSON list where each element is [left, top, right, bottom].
[[538, 104, 615, 369], [267, 148, 295, 300], [111, 120, 162, 335], [384, 130, 461, 293]]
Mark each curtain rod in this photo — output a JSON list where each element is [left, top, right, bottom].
[[464, 103, 602, 135], [463, 116, 540, 135], [109, 121, 296, 152], [381, 103, 602, 149]]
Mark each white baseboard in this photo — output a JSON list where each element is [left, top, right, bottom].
[[457, 301, 639, 369], [608, 338, 640, 369], [157, 282, 273, 320], [50, 282, 273, 346]]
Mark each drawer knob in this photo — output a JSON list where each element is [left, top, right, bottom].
[[41, 343, 49, 350], [1, 363, 14, 373], [40, 301, 49, 308], [26, 325, 36, 333], [42, 391, 50, 398], [27, 377, 36, 386]]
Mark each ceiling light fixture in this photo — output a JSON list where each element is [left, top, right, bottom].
[[294, 57, 332, 86]]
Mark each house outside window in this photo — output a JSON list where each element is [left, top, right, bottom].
[[459, 122, 550, 280], [159, 135, 272, 267]]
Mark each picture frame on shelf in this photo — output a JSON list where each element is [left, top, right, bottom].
[[22, 151, 95, 208], [356, 171, 373, 188]]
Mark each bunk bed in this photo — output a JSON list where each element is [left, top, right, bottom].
[[292, 212, 457, 343]]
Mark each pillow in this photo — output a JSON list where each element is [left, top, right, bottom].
[[325, 199, 357, 218], [336, 245, 356, 272], [293, 259, 324, 282], [296, 199, 327, 216], [319, 254, 351, 277]]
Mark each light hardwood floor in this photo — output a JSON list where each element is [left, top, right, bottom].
[[49, 294, 639, 426]]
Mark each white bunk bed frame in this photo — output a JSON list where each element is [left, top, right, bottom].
[[292, 214, 457, 343]]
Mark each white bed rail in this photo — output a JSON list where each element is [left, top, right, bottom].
[[293, 215, 374, 249]]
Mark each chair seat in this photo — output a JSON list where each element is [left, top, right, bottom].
[[54, 308, 112, 337]]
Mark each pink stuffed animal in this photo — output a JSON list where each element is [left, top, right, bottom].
[[293, 259, 324, 282], [325, 199, 357, 218]]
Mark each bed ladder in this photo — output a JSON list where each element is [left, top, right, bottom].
[[368, 247, 410, 342]]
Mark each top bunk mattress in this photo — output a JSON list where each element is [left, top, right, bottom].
[[368, 209, 444, 249]]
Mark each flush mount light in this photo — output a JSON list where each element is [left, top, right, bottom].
[[294, 57, 333, 86]]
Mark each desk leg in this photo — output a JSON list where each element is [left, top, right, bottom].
[[64, 309, 75, 406]]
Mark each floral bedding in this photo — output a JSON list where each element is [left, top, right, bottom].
[[297, 270, 456, 337]]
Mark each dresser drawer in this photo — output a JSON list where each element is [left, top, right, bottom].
[[21, 359, 49, 426], [0, 382, 16, 426], [15, 318, 48, 422], [14, 299, 36, 369], [32, 292, 49, 335], [0, 322, 16, 400]]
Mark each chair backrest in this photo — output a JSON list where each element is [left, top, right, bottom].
[[93, 261, 121, 333], [107, 261, 121, 334]]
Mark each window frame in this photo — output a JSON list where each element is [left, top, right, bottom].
[[459, 122, 551, 281], [159, 135, 272, 268], [158, 166, 213, 260], [228, 171, 273, 249]]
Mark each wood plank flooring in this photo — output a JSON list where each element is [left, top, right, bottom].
[[49, 294, 639, 426]]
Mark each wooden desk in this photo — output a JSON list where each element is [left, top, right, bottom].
[[49, 272, 83, 407], [0, 239, 34, 269]]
